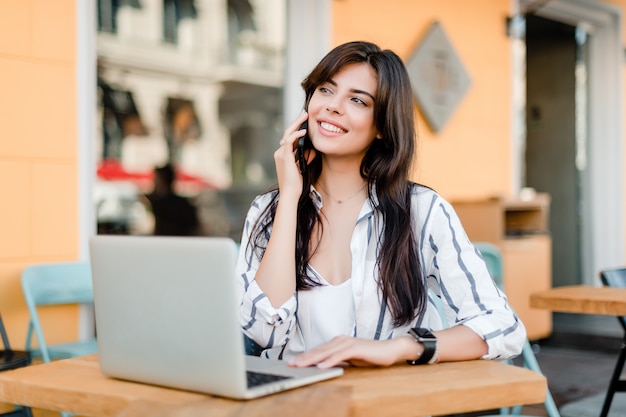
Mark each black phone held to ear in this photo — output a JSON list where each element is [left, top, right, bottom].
[[297, 121, 311, 174]]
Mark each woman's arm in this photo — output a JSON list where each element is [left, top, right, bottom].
[[236, 112, 312, 351], [288, 325, 486, 369], [237, 194, 299, 350], [252, 112, 310, 307], [424, 194, 527, 360]]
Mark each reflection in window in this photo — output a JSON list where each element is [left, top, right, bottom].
[[95, 0, 286, 240], [228, 0, 256, 62], [98, 77, 148, 160], [164, 0, 197, 45], [163, 0, 179, 43], [98, 0, 119, 33], [164, 98, 201, 163]]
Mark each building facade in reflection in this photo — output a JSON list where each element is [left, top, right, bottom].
[[95, 0, 286, 237]]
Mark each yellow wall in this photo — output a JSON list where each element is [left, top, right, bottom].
[[0, 0, 80, 348], [334, 0, 626, 265], [333, 0, 513, 200]]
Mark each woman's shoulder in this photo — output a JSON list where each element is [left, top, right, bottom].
[[408, 182, 444, 203], [250, 189, 278, 207], [243, 189, 279, 221], [408, 183, 458, 218]]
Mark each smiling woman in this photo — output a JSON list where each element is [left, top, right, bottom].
[[306, 63, 381, 163], [235, 41, 526, 369]]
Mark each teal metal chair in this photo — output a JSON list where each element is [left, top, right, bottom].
[[473, 242, 561, 417], [598, 267, 626, 417], [21, 262, 98, 364]]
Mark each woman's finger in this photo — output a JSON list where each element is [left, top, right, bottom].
[[289, 336, 354, 367], [279, 111, 309, 149]]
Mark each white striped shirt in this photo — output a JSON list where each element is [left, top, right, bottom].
[[236, 184, 526, 361]]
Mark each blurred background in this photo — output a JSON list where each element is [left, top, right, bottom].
[[94, 0, 289, 241], [3, 0, 626, 364]]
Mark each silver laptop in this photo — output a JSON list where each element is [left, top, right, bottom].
[[89, 235, 343, 399]]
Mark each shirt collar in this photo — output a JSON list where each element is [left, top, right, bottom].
[[309, 185, 324, 211]]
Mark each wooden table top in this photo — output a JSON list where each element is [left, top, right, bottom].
[[0, 354, 546, 417], [530, 285, 626, 316]]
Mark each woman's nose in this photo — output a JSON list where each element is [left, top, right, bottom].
[[325, 97, 342, 114]]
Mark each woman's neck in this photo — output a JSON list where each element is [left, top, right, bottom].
[[316, 172, 366, 206]]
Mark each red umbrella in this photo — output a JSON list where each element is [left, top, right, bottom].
[[97, 159, 215, 193], [97, 159, 153, 190]]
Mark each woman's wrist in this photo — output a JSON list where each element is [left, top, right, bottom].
[[396, 335, 424, 363], [277, 189, 301, 206]]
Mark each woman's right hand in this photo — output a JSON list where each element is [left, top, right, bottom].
[[274, 111, 310, 201]]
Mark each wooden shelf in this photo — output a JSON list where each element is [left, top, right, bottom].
[[451, 194, 553, 340]]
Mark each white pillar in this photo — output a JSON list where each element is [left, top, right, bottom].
[[283, 0, 331, 127]]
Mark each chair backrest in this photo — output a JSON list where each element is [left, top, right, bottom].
[[21, 261, 93, 362], [22, 262, 93, 306], [599, 267, 626, 331], [473, 242, 504, 289]]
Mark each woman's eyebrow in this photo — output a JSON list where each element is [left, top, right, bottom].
[[351, 88, 375, 101], [325, 79, 375, 101]]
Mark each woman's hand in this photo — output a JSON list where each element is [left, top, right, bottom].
[[288, 335, 418, 369], [274, 111, 312, 200]]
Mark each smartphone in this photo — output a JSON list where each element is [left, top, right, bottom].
[[297, 121, 312, 173]]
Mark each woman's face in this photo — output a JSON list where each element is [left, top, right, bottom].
[[307, 63, 380, 161]]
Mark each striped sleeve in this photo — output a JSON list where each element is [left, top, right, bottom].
[[235, 193, 297, 351], [418, 191, 526, 360]]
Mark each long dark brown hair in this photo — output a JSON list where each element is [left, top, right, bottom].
[[248, 41, 425, 326]]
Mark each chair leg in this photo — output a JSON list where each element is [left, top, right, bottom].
[[543, 385, 560, 417], [519, 340, 562, 417], [0, 407, 33, 417], [600, 340, 626, 417]]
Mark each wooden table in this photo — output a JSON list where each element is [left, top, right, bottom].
[[0, 354, 546, 417], [530, 285, 626, 316], [531, 284, 626, 417]]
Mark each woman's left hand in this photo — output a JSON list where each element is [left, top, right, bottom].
[[288, 335, 416, 369]]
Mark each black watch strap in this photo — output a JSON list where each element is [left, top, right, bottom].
[[406, 328, 437, 365]]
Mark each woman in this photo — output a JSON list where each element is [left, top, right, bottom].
[[236, 41, 525, 369]]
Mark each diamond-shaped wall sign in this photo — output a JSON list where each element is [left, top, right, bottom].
[[406, 21, 472, 133]]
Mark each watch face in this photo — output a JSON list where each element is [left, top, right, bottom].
[[414, 328, 436, 340]]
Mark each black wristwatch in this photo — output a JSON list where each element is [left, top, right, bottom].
[[406, 328, 438, 365]]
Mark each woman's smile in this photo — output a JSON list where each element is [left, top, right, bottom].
[[318, 120, 347, 135]]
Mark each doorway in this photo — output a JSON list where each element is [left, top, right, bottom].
[[525, 15, 582, 287], [516, 0, 624, 285]]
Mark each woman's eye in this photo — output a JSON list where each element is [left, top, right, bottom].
[[318, 86, 331, 94], [352, 97, 366, 106]]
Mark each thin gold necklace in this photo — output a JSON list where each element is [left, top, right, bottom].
[[317, 182, 366, 204]]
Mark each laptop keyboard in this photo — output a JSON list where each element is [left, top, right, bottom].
[[246, 370, 292, 388]]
